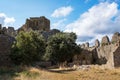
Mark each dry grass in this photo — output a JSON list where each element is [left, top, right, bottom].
[[0, 66, 120, 80]]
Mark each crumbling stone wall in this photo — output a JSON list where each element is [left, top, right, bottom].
[[111, 32, 120, 42], [0, 34, 14, 66], [7, 27, 16, 37], [95, 39, 100, 47], [0, 25, 16, 37], [0, 16, 120, 68], [78, 32, 120, 68], [101, 36, 110, 46], [0, 16, 55, 67], [113, 46, 120, 67], [73, 43, 94, 65], [19, 16, 50, 32]]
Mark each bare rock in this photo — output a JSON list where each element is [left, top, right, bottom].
[[85, 42, 89, 48], [95, 39, 100, 47], [111, 32, 120, 42], [101, 36, 110, 44]]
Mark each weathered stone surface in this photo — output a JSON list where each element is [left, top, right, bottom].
[[76, 32, 120, 68], [113, 47, 120, 67], [95, 39, 100, 47], [101, 36, 110, 44], [0, 34, 14, 66], [81, 44, 85, 48], [0, 24, 2, 34], [41, 29, 60, 40], [85, 42, 89, 48], [7, 27, 16, 37], [111, 32, 120, 42], [2, 27, 7, 34], [50, 29, 60, 34], [7, 27, 14, 33], [19, 16, 50, 32], [0, 26, 16, 37], [0, 24, 2, 29], [73, 49, 93, 65], [0, 17, 120, 68]]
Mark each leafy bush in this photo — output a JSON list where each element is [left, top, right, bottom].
[[44, 32, 81, 66], [10, 31, 46, 65]]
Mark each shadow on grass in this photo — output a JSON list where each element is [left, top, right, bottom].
[[0, 66, 76, 80], [49, 68, 76, 74], [36, 67, 76, 74], [0, 66, 27, 80]]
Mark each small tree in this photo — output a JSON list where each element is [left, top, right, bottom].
[[10, 31, 46, 65], [44, 32, 81, 68]]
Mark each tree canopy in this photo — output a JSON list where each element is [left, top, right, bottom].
[[44, 32, 81, 65], [10, 31, 46, 65]]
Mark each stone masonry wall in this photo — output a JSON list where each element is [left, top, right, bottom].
[[79, 32, 120, 68], [19, 16, 50, 32], [0, 34, 14, 66]]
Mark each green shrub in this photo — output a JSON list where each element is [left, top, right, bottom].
[[10, 31, 46, 65]]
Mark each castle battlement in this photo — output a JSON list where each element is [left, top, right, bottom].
[[78, 32, 120, 68], [0, 25, 16, 37], [0, 16, 59, 66], [19, 16, 50, 32], [81, 32, 120, 49], [0, 16, 120, 68]]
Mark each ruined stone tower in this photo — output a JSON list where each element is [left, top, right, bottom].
[[0, 16, 58, 66], [20, 16, 50, 32]]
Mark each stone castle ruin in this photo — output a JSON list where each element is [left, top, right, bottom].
[[77, 32, 120, 68], [0, 16, 120, 68], [0, 24, 16, 66], [0, 16, 60, 66], [18, 16, 60, 40], [0, 24, 16, 37], [19, 16, 50, 32]]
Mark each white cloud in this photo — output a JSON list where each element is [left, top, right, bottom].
[[51, 19, 66, 29], [51, 6, 73, 18], [99, 0, 120, 3], [0, 13, 15, 27], [65, 2, 120, 45]]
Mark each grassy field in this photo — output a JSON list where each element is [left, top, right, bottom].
[[0, 66, 120, 80]]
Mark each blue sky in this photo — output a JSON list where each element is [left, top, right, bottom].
[[0, 0, 120, 44], [0, 0, 98, 28]]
